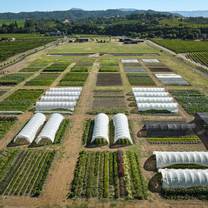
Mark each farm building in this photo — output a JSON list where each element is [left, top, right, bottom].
[[132, 87, 165, 92], [153, 151, 208, 169], [121, 59, 139, 64], [113, 113, 133, 145], [40, 96, 79, 102], [35, 113, 64, 145], [91, 113, 109, 144], [142, 59, 160, 63], [14, 113, 46, 145], [140, 122, 196, 137], [159, 169, 208, 189]]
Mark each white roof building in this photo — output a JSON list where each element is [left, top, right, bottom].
[[35, 113, 64, 145], [14, 113, 46, 144], [159, 169, 208, 189], [154, 151, 208, 169], [91, 113, 109, 144], [113, 113, 133, 144]]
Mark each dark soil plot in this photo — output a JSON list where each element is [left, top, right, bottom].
[[59, 72, 89, 86], [0, 73, 32, 86], [127, 73, 155, 86], [96, 73, 122, 86], [69, 151, 147, 200], [148, 67, 172, 73], [0, 150, 55, 197], [124, 67, 146, 73], [0, 89, 43, 112], [92, 96, 126, 114], [94, 90, 124, 97], [25, 73, 59, 86], [43, 62, 70, 72], [171, 90, 208, 115]]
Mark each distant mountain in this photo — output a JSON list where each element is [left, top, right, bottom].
[[172, 11, 208, 17], [0, 9, 178, 21]]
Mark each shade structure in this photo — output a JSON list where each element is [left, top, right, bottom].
[[132, 87, 165, 92], [14, 113, 46, 144], [45, 91, 81, 96], [137, 103, 178, 113], [135, 97, 174, 103], [40, 96, 79, 102], [142, 59, 160, 63], [49, 87, 82, 92], [113, 113, 133, 144], [154, 151, 208, 169], [121, 59, 139, 64], [159, 169, 208, 189], [141, 122, 196, 137], [36, 101, 76, 111], [35, 113, 64, 145], [133, 92, 170, 97], [91, 113, 109, 144]]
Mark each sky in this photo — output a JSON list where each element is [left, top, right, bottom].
[[0, 0, 208, 13]]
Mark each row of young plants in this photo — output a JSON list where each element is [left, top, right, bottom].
[[0, 116, 17, 139], [171, 90, 208, 114], [186, 52, 208, 67], [43, 62, 70, 72], [69, 150, 147, 200], [0, 150, 55, 197]]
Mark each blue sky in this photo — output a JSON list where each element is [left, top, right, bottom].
[[1, 0, 208, 12]]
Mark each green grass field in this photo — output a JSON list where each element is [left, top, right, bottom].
[[0, 19, 25, 27], [153, 39, 208, 53]]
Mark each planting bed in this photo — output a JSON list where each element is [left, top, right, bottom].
[[0, 117, 17, 140], [0, 150, 55, 197], [124, 67, 146, 73], [92, 90, 126, 114], [96, 73, 122, 86], [0, 73, 32, 86], [43, 62, 70, 72], [148, 67, 172, 73], [0, 89, 43, 111], [69, 150, 147, 199], [25, 73, 59, 86], [127, 73, 155, 86], [71, 65, 91, 72], [59, 72, 88, 86], [171, 90, 208, 114], [147, 136, 201, 144]]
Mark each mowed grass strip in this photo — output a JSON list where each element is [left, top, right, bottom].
[[127, 73, 155, 86], [171, 90, 208, 115], [96, 73, 122, 86], [25, 73, 59, 86], [0, 73, 32, 86], [59, 72, 88, 86], [0, 89, 43, 111]]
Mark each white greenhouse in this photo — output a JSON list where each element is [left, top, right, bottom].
[[135, 97, 174, 103], [49, 87, 82, 92], [91, 113, 109, 144], [133, 92, 170, 97], [154, 151, 208, 169], [159, 169, 208, 189], [45, 91, 81, 96], [14, 113, 46, 144], [113, 113, 133, 144], [35, 113, 64, 145], [40, 96, 79, 102], [137, 103, 178, 113], [36, 101, 76, 111], [142, 59, 160, 63], [132, 87, 165, 92], [121, 59, 139, 64]]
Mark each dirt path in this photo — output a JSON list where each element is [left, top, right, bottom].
[[42, 60, 99, 203]]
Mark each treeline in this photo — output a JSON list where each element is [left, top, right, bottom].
[[0, 13, 208, 39]]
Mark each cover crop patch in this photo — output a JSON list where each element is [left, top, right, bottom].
[[127, 73, 155, 86]]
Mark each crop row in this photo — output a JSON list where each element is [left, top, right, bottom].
[[69, 151, 147, 200], [0, 150, 55, 197], [186, 52, 208, 67]]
